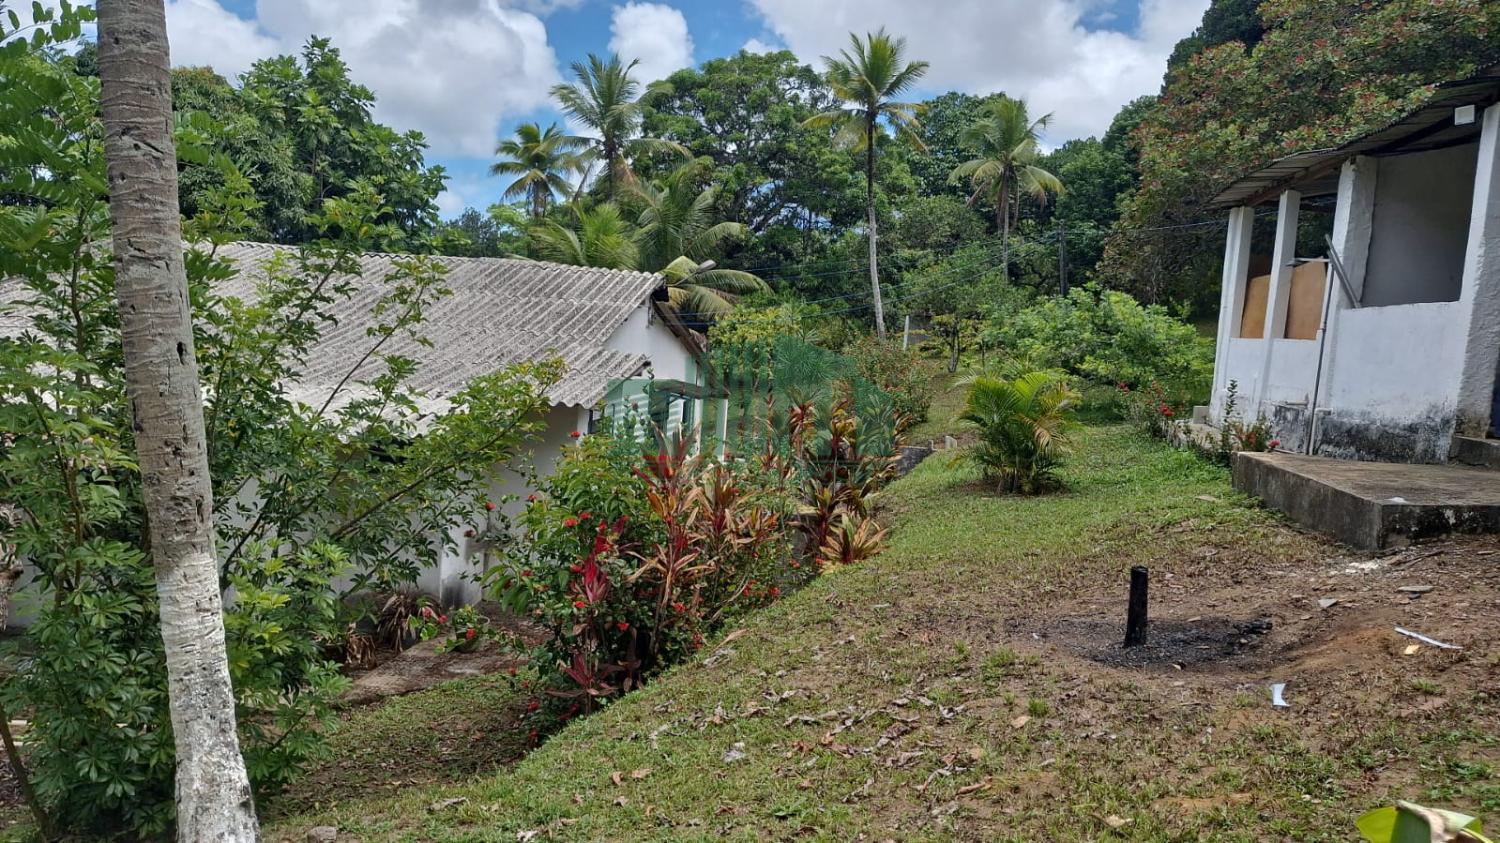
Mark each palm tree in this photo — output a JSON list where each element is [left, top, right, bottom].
[[804, 29, 929, 340], [530, 202, 640, 270], [95, 0, 258, 836], [490, 122, 587, 219], [959, 371, 1079, 494], [629, 162, 769, 319], [950, 96, 1064, 281], [550, 53, 686, 200], [659, 255, 768, 321]]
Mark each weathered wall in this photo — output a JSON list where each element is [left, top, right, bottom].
[[1364, 143, 1480, 307]]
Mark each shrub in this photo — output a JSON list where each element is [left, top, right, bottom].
[[843, 336, 938, 434], [491, 433, 800, 720], [959, 372, 1081, 494], [984, 285, 1212, 404]]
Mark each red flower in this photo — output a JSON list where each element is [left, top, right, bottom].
[[465, 628, 476, 640], [570, 430, 581, 438], [671, 601, 687, 613], [438, 614, 448, 624], [521, 569, 532, 578], [578, 511, 592, 521], [484, 501, 496, 511], [526, 700, 540, 712], [617, 621, 629, 632], [1269, 439, 1281, 450], [573, 600, 586, 609], [768, 587, 781, 598], [526, 493, 537, 502], [563, 517, 579, 528], [463, 528, 475, 538], [420, 606, 434, 619]]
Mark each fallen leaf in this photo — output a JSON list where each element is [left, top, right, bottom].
[[722, 628, 748, 644], [428, 797, 467, 812], [1010, 715, 1031, 729], [1403, 644, 1421, 656], [630, 768, 651, 780], [610, 771, 623, 787], [1105, 814, 1131, 829], [798, 778, 813, 790]]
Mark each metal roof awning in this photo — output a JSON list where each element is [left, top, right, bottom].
[[1210, 64, 1500, 209]]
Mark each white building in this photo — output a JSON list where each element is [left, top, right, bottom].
[[1206, 65, 1500, 463], [231, 244, 712, 604]]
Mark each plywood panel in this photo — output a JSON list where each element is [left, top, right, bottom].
[[1283, 259, 1327, 340], [1239, 274, 1270, 338]]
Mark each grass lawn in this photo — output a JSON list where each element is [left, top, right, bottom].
[[262, 418, 1500, 841]]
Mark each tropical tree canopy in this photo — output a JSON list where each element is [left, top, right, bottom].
[[550, 53, 686, 199], [490, 122, 587, 218]]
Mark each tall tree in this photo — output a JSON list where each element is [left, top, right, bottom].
[[95, 1, 258, 839], [490, 122, 587, 219], [950, 96, 1063, 281], [550, 53, 684, 200], [805, 29, 929, 339]]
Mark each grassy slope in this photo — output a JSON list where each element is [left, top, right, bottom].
[[265, 418, 1497, 840]]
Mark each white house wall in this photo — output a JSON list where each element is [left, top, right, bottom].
[[1210, 104, 1500, 462]]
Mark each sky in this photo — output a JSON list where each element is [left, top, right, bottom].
[[121, 0, 1210, 217]]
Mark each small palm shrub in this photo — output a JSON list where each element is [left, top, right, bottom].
[[959, 371, 1080, 494]]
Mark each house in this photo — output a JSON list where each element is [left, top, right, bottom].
[[2, 244, 716, 607], [1205, 64, 1500, 464]]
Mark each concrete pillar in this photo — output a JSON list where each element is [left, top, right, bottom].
[[1265, 189, 1302, 340], [1455, 103, 1500, 436], [1211, 206, 1255, 423], [1311, 156, 1378, 441]]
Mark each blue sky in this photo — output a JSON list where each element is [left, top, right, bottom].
[[160, 0, 1205, 217]]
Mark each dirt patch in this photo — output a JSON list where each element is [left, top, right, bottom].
[[1037, 616, 1274, 669]]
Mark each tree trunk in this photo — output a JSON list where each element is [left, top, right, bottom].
[[865, 115, 886, 340], [998, 176, 1012, 283], [95, 3, 259, 840]]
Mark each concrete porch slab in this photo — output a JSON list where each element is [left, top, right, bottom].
[[1232, 451, 1500, 550]]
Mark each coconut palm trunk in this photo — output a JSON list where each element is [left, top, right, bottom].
[[864, 114, 886, 340], [96, 2, 258, 839]]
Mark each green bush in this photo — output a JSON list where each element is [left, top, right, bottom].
[[843, 336, 938, 434], [983, 285, 1212, 404], [959, 372, 1081, 494]]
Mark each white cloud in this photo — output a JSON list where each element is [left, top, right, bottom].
[[748, 0, 1208, 141], [741, 37, 781, 54], [166, 0, 278, 78], [607, 2, 693, 84], [158, 0, 563, 157]]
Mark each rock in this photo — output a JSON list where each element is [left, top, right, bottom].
[[1318, 598, 1339, 610], [722, 742, 747, 763], [1397, 585, 1434, 595], [306, 827, 338, 843]]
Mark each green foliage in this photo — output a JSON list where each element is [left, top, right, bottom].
[[959, 372, 1081, 494], [490, 122, 587, 219], [434, 204, 527, 258], [842, 336, 937, 433], [0, 29, 555, 836], [552, 53, 686, 201], [1357, 802, 1492, 843], [172, 38, 447, 249], [984, 286, 1213, 403]]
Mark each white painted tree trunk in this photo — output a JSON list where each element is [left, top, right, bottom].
[[865, 125, 887, 339], [95, 2, 259, 840]]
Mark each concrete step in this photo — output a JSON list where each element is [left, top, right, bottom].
[[1450, 435, 1500, 469], [1234, 450, 1500, 550]]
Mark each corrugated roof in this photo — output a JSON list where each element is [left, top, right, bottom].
[[1, 242, 677, 414], [1210, 64, 1500, 209]]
